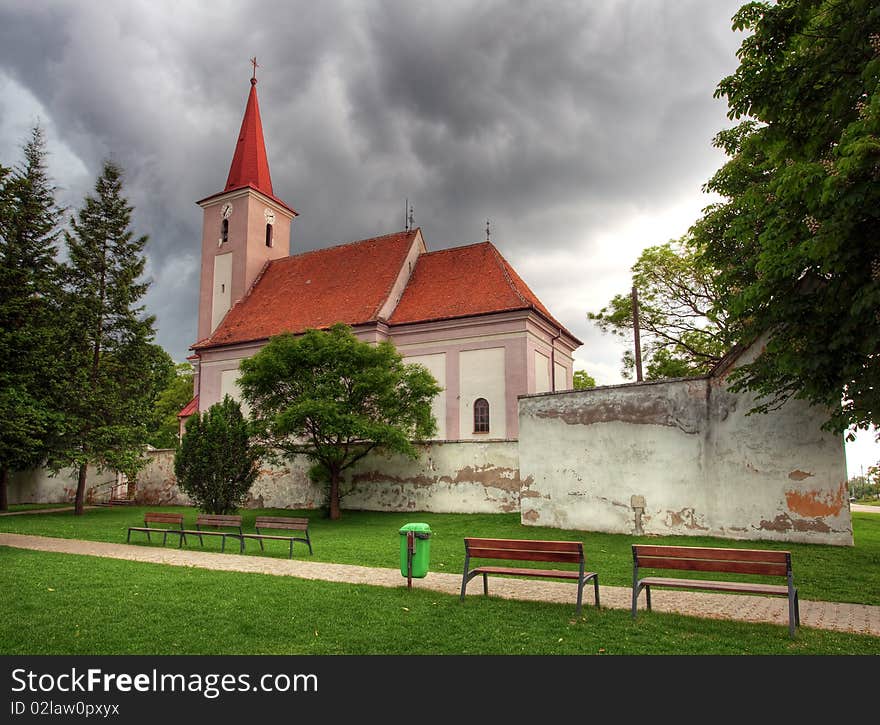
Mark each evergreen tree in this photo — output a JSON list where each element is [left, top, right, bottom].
[[57, 160, 172, 514], [174, 396, 260, 515], [0, 128, 64, 510]]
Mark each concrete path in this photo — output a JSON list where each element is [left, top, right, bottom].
[[1, 532, 878, 638], [0, 506, 99, 516], [852, 504, 880, 514]]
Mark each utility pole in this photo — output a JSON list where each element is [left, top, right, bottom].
[[632, 285, 643, 382]]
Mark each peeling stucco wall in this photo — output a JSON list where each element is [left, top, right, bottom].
[[518, 352, 852, 545], [8, 466, 113, 505], [341, 440, 521, 513], [129, 440, 520, 513]]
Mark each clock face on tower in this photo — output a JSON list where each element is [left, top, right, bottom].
[[264, 208, 275, 225], [221, 203, 233, 218]]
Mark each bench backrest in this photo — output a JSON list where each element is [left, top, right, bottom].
[[255, 516, 309, 532], [632, 545, 791, 577], [144, 512, 184, 527], [196, 514, 243, 529], [464, 537, 584, 564]]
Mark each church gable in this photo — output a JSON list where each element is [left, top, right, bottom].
[[389, 241, 576, 339]]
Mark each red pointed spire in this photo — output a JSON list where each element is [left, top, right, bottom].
[[225, 77, 273, 196]]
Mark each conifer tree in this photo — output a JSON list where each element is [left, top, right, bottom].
[[58, 160, 171, 514], [0, 128, 64, 510]]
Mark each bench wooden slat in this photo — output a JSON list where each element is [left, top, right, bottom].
[[466, 547, 584, 564], [638, 576, 789, 596], [634, 545, 789, 564], [634, 557, 789, 577], [465, 538, 582, 553], [197, 514, 242, 527], [472, 566, 585, 580], [143, 513, 185, 525], [255, 517, 309, 531]]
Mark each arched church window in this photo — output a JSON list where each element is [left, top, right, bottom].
[[221, 218, 229, 244], [474, 398, 490, 433], [265, 223, 273, 247]]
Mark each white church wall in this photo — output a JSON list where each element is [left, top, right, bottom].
[[534, 350, 550, 393], [554, 362, 568, 390], [459, 347, 506, 440], [403, 352, 447, 439]]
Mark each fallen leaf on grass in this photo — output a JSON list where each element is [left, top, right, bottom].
[[47, 588, 55, 592], [402, 607, 410, 612]]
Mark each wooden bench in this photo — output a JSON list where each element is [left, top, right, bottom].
[[241, 516, 313, 558], [174, 514, 244, 553], [460, 538, 600, 614], [631, 544, 800, 637], [126, 512, 186, 546]]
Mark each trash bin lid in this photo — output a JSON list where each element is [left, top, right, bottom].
[[399, 522, 431, 534]]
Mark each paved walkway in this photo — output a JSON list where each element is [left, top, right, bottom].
[[0, 506, 99, 516], [1, 532, 878, 638]]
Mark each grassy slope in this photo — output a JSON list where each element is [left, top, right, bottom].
[[0, 507, 876, 604], [2, 547, 878, 655]]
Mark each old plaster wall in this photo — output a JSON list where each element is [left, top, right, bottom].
[[131, 440, 520, 513], [341, 440, 521, 513], [9, 465, 118, 505], [518, 359, 852, 545]]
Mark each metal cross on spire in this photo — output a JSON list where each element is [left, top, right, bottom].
[[250, 56, 260, 83], [485, 219, 491, 242]]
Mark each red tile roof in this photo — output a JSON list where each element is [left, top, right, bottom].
[[195, 230, 419, 349], [226, 80, 273, 197], [178, 396, 199, 418], [389, 242, 577, 339]]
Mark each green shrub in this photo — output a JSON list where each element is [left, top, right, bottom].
[[173, 396, 260, 514]]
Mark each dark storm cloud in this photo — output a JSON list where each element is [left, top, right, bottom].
[[0, 0, 745, 368]]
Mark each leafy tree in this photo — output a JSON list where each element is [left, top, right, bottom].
[[0, 128, 64, 510], [239, 323, 441, 520], [147, 361, 194, 449], [572, 370, 597, 389], [694, 0, 880, 437], [589, 240, 730, 380], [174, 396, 259, 514], [55, 161, 172, 514]]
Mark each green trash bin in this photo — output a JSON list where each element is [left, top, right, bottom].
[[399, 522, 432, 578]]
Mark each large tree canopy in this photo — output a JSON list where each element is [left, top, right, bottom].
[[694, 0, 880, 437], [239, 323, 441, 520], [589, 239, 730, 380]]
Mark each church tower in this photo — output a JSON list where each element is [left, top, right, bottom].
[[195, 70, 296, 343]]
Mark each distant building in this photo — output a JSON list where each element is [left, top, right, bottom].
[[181, 75, 580, 440]]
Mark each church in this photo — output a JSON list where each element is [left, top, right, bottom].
[[181, 74, 581, 440]]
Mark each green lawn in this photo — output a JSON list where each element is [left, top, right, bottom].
[[0, 505, 877, 605], [1, 547, 878, 655]]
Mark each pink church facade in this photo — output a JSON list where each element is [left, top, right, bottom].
[[183, 77, 581, 441]]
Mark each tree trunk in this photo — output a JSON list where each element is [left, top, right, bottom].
[[0, 467, 8, 512], [74, 462, 88, 516], [329, 469, 341, 520]]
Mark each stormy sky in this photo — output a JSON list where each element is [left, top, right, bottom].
[[1, 0, 876, 474]]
